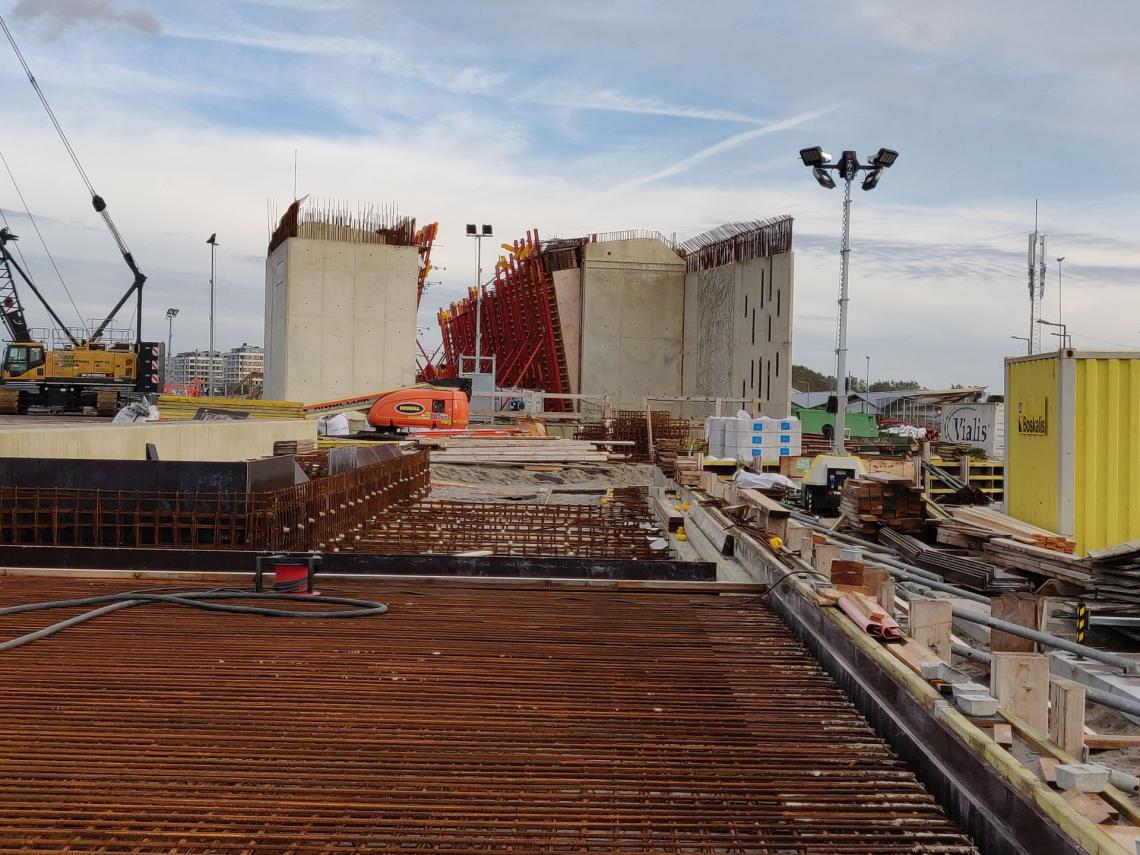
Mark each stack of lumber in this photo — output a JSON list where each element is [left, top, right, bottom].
[[982, 539, 1092, 588], [801, 432, 832, 456], [879, 528, 1026, 593], [157, 396, 304, 420], [947, 506, 1076, 554], [654, 439, 683, 476], [673, 454, 701, 488], [839, 473, 925, 535], [935, 518, 1000, 551], [1086, 541, 1140, 607], [427, 437, 615, 465], [274, 438, 317, 456]]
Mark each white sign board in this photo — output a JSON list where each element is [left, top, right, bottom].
[[940, 402, 1004, 459]]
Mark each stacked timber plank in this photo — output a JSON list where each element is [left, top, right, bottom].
[[948, 506, 1076, 554], [672, 453, 701, 488], [839, 473, 925, 535], [274, 439, 317, 456], [427, 436, 617, 465], [158, 396, 305, 420], [801, 433, 832, 456], [983, 539, 1092, 589], [1086, 541, 1140, 608]]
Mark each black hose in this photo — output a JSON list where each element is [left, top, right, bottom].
[[0, 589, 389, 653]]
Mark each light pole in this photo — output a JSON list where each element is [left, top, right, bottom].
[[1037, 318, 1069, 349], [206, 233, 218, 396], [799, 146, 898, 454], [165, 307, 179, 358], [465, 224, 493, 373], [1011, 335, 1031, 355], [864, 355, 870, 392], [1056, 256, 1065, 329]]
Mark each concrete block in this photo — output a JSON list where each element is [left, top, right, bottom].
[[1055, 763, 1110, 793], [952, 681, 991, 699], [953, 688, 1000, 717]]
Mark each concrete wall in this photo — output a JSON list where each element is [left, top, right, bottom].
[[0, 418, 316, 461], [578, 239, 685, 408], [550, 267, 582, 394], [681, 251, 794, 417], [264, 238, 418, 403]]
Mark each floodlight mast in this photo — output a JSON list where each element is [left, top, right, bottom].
[[798, 146, 898, 454]]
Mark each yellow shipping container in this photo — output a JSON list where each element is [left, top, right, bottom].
[[1006, 350, 1140, 555]]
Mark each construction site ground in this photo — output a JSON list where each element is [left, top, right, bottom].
[[430, 461, 651, 504]]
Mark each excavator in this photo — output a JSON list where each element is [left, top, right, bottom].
[[0, 16, 161, 416]]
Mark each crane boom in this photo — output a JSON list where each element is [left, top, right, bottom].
[[0, 13, 146, 348], [0, 228, 80, 346]]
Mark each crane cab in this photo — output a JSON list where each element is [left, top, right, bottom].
[[1, 342, 46, 381]]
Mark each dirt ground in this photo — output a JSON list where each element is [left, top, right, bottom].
[[429, 462, 652, 504]]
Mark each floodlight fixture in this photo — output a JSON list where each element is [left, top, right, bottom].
[[465, 224, 477, 236], [799, 146, 831, 167], [481, 224, 493, 236], [812, 166, 836, 189], [861, 168, 882, 191], [871, 147, 899, 168]]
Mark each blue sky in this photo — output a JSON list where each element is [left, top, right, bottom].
[[2, 0, 1140, 390]]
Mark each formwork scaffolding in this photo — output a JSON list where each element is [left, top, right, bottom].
[[436, 229, 572, 410]]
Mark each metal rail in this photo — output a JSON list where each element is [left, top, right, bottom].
[[0, 577, 976, 852]]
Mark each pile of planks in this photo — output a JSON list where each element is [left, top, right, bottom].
[[801, 433, 832, 455], [839, 473, 925, 535], [427, 436, 620, 466], [947, 506, 1076, 554], [1083, 541, 1140, 607], [274, 438, 317, 456], [158, 396, 304, 420], [673, 454, 701, 488], [983, 539, 1092, 589]]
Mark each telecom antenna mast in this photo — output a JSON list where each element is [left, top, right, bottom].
[[1027, 202, 1046, 355]]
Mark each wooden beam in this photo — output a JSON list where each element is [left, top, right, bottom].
[[992, 652, 1049, 734], [1049, 679, 1086, 759], [909, 599, 953, 662], [1084, 734, 1140, 750]]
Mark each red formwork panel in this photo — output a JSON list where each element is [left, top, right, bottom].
[[435, 229, 570, 411]]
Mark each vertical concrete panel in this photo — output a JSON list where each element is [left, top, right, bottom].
[[263, 238, 418, 403], [679, 249, 793, 417], [263, 243, 289, 400], [551, 268, 582, 393], [579, 239, 684, 407]]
